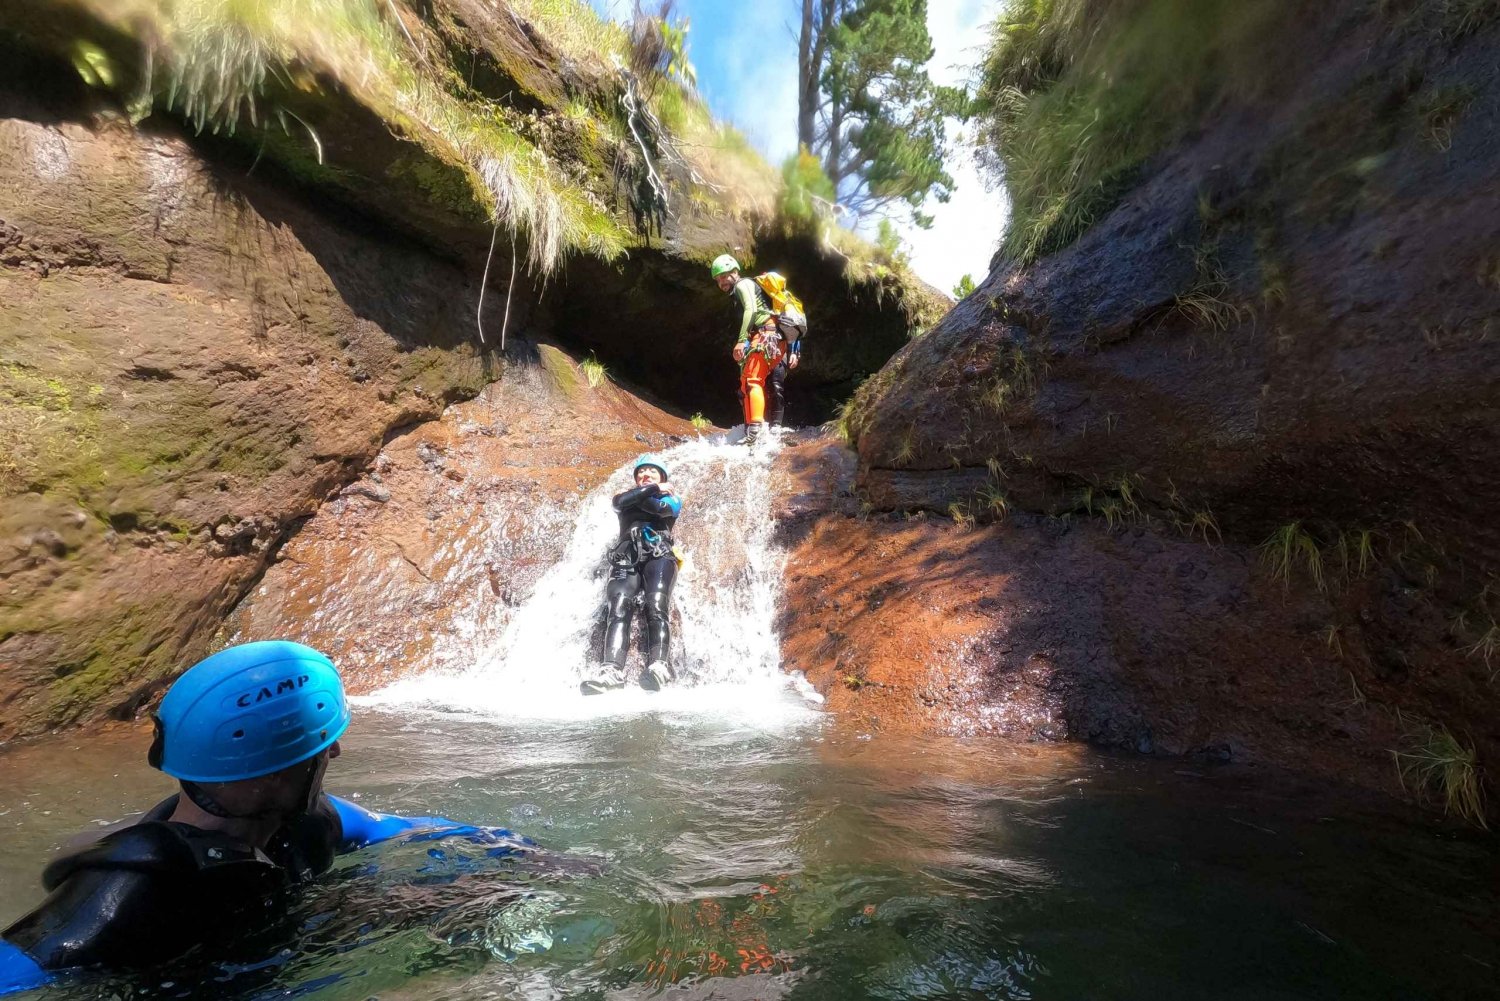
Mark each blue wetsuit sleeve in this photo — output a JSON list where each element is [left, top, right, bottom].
[[652, 494, 682, 517], [0, 941, 51, 995], [329, 796, 533, 851], [331, 795, 468, 849]]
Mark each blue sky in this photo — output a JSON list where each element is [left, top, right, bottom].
[[590, 0, 1009, 293]]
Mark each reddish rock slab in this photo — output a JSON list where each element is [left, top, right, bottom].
[[775, 436, 1412, 796]]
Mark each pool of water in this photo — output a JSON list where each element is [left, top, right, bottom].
[[1, 697, 1496, 1001]]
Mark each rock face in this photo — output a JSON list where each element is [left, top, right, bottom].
[[0, 91, 510, 738], [826, 4, 1500, 811], [0, 1, 940, 738]]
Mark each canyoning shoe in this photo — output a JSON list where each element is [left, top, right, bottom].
[[580, 666, 627, 696], [640, 662, 673, 691], [739, 422, 764, 447]]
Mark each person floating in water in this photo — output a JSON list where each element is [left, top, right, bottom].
[[582, 454, 682, 695], [0, 641, 533, 994]]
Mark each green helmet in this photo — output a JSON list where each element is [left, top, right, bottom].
[[710, 254, 740, 278]]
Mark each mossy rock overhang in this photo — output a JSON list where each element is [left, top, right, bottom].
[[2, 0, 941, 426]]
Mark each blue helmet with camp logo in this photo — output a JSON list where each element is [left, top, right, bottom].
[[150, 640, 350, 783]]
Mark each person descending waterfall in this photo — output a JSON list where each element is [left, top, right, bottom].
[[766, 316, 801, 431], [0, 641, 536, 993], [711, 254, 774, 446], [736, 309, 786, 447], [712, 254, 806, 440], [582, 454, 683, 695]]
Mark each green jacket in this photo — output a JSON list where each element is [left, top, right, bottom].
[[730, 276, 770, 345]]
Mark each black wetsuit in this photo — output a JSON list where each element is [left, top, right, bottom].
[[1, 794, 340, 974], [603, 483, 682, 672], [767, 357, 790, 427]]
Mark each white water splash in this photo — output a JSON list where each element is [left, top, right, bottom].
[[364, 433, 822, 723]]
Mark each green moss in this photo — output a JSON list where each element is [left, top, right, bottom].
[[37, 597, 184, 727], [537, 343, 584, 400], [0, 359, 107, 496]]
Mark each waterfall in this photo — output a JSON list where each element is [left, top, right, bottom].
[[364, 435, 821, 720]]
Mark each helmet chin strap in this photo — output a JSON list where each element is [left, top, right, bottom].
[[179, 780, 241, 819], [179, 754, 325, 822]]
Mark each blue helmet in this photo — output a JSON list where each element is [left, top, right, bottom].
[[149, 641, 350, 783], [634, 453, 669, 480]]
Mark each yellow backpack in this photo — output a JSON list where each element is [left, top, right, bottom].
[[754, 272, 808, 337]]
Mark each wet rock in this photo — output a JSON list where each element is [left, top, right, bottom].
[[1188, 743, 1234, 764], [27, 529, 67, 558], [416, 442, 447, 472], [344, 482, 391, 503]]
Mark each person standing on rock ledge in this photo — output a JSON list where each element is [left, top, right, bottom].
[[712, 255, 805, 442], [0, 641, 537, 994], [582, 454, 683, 695], [712, 254, 774, 446]]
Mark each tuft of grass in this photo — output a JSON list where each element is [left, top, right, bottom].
[[948, 501, 976, 531], [1181, 509, 1223, 544], [1392, 720, 1488, 828], [1417, 85, 1475, 151], [507, 0, 628, 71], [1334, 529, 1377, 579], [581, 353, 608, 388], [1098, 498, 1125, 530], [1466, 620, 1499, 675], [982, 376, 1013, 414], [689, 412, 711, 432], [1115, 474, 1142, 519], [977, 484, 1010, 520], [1346, 670, 1366, 707], [1438, 0, 1500, 39], [1262, 521, 1326, 591], [893, 426, 918, 467], [970, 0, 1288, 261], [1174, 242, 1252, 332], [152, 0, 623, 269], [1323, 624, 1344, 658], [831, 396, 859, 445]]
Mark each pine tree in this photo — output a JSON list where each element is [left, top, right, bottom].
[[797, 0, 965, 227]]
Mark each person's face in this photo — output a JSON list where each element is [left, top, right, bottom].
[[209, 739, 341, 819], [270, 740, 341, 815], [635, 465, 663, 486], [715, 271, 737, 293]]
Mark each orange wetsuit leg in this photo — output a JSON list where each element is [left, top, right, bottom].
[[740, 353, 770, 424]]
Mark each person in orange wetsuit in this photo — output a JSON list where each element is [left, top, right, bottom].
[[711, 254, 779, 447], [732, 309, 783, 447]]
